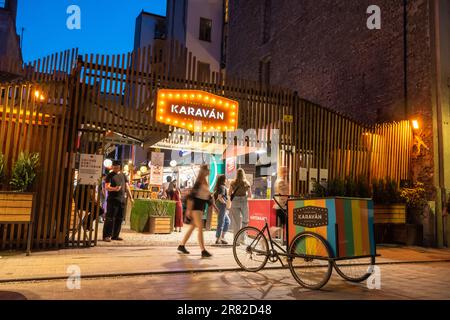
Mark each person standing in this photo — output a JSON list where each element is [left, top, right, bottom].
[[163, 176, 173, 199], [229, 168, 251, 237], [273, 166, 291, 242], [103, 160, 134, 242], [168, 180, 183, 232], [178, 165, 217, 257], [213, 175, 231, 245], [99, 174, 107, 223]]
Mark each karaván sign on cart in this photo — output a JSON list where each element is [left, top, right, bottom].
[[287, 197, 376, 258], [156, 89, 239, 132]]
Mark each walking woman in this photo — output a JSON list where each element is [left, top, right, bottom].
[[167, 180, 183, 232], [213, 175, 231, 245], [229, 168, 251, 237], [177, 165, 217, 257]]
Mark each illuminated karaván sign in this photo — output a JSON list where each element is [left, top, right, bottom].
[[156, 89, 239, 132]]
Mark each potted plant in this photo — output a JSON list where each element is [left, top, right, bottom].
[[400, 182, 428, 225], [9, 152, 40, 192], [372, 177, 406, 224], [0, 152, 39, 255], [148, 200, 173, 234]]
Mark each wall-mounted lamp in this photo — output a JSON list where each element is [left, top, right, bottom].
[[412, 119, 420, 130]]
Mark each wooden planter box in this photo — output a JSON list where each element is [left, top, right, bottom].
[[148, 216, 172, 234], [374, 223, 423, 246], [130, 199, 175, 233], [374, 204, 406, 224], [0, 192, 36, 255]]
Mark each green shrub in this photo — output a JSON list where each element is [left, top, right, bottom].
[[372, 177, 402, 204], [327, 177, 346, 197], [356, 175, 371, 198], [386, 178, 402, 203], [345, 176, 358, 197], [10, 152, 40, 192], [400, 182, 427, 210], [311, 182, 326, 197], [149, 199, 171, 217]]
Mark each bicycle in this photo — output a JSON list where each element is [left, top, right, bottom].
[[232, 194, 377, 290]]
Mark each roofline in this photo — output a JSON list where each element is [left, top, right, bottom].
[[139, 10, 166, 20]]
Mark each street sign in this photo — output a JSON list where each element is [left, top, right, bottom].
[[283, 115, 294, 123], [149, 152, 164, 185], [78, 154, 103, 185]]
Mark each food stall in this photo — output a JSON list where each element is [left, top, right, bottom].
[[287, 197, 376, 258], [247, 199, 277, 230]]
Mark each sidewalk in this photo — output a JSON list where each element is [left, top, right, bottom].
[[1, 236, 450, 283]]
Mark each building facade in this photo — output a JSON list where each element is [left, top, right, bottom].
[[226, 0, 450, 247], [135, 0, 226, 79], [0, 0, 22, 79]]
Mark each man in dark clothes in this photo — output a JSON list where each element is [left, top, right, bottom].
[[103, 160, 134, 242]]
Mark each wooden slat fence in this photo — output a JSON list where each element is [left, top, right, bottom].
[[0, 39, 413, 250]]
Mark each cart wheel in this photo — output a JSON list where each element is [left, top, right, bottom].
[[288, 232, 333, 290], [233, 226, 269, 272], [333, 256, 376, 282]]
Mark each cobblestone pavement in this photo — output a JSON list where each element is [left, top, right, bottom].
[[1, 262, 450, 300], [1, 224, 450, 282]]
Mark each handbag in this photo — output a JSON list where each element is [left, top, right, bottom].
[[230, 185, 241, 202]]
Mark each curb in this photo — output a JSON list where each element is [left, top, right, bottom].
[[1, 259, 450, 284]]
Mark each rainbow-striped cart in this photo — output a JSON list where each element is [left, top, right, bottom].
[[232, 196, 377, 290]]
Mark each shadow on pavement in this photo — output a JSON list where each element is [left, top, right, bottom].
[[0, 291, 28, 300]]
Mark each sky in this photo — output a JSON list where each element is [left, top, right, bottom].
[[16, 0, 166, 63]]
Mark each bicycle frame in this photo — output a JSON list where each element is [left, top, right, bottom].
[[246, 218, 330, 267]]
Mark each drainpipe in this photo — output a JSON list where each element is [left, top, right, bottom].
[[403, 0, 408, 119], [431, 0, 446, 247]]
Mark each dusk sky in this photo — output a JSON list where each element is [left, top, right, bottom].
[[16, 0, 166, 63]]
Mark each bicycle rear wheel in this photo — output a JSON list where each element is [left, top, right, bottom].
[[333, 255, 376, 282], [233, 227, 269, 272], [288, 232, 333, 290]]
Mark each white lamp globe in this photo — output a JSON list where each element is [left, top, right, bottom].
[[103, 159, 112, 168], [140, 165, 148, 174]]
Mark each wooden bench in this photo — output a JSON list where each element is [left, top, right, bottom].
[[0, 192, 35, 255]]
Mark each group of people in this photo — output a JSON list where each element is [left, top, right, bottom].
[[177, 165, 252, 258], [75, 159, 289, 256]]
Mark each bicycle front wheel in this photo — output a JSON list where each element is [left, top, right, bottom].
[[233, 226, 269, 272], [333, 255, 376, 282], [288, 232, 333, 290]]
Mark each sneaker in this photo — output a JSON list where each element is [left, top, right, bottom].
[[215, 239, 221, 245], [112, 237, 123, 241], [103, 237, 112, 242], [201, 250, 212, 258], [220, 239, 228, 245], [177, 245, 190, 254]]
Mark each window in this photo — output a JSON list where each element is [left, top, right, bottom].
[[199, 17, 212, 42], [197, 62, 211, 82], [259, 58, 271, 87], [154, 20, 166, 40], [0, 0, 6, 9]]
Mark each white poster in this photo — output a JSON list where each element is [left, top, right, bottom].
[[78, 154, 103, 185], [320, 169, 329, 182], [309, 168, 318, 193], [149, 152, 164, 186], [151, 152, 164, 167], [299, 167, 308, 181]]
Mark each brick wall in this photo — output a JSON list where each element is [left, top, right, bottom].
[[227, 0, 436, 198], [227, 0, 433, 125]]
